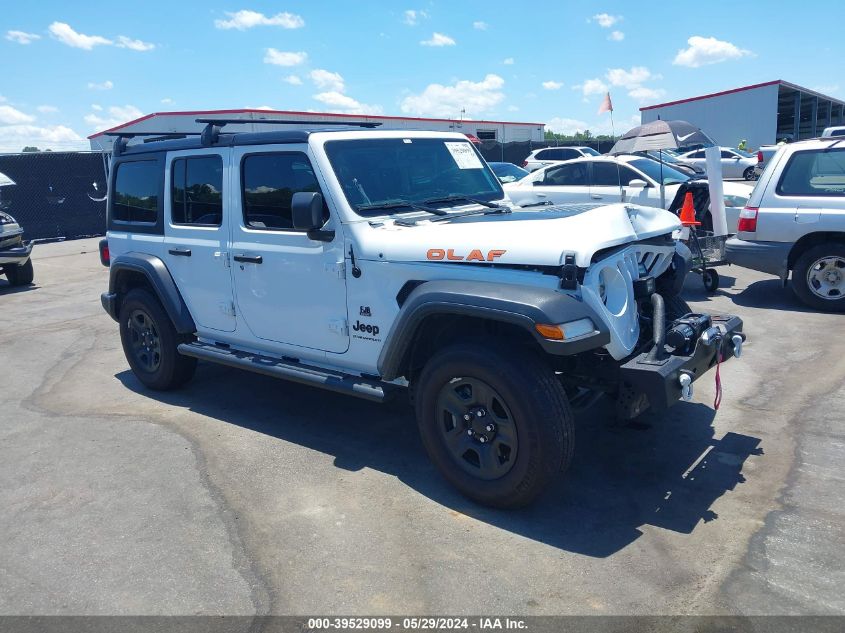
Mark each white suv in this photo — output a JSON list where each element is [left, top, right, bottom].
[[726, 138, 845, 311], [99, 121, 745, 507], [522, 146, 600, 172]]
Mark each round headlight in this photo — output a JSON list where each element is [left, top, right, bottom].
[[598, 266, 627, 316]]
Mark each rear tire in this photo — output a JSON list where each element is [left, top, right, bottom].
[[743, 166, 757, 181], [119, 288, 197, 390], [414, 342, 573, 509], [792, 243, 845, 312], [5, 258, 34, 286]]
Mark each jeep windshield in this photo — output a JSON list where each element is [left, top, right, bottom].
[[324, 138, 504, 216]]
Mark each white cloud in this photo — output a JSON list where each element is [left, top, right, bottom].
[[542, 80, 563, 90], [160, 98, 173, 104], [0, 124, 85, 153], [87, 80, 114, 90], [421, 32, 455, 47], [312, 91, 382, 115], [264, 49, 307, 66], [284, 74, 303, 85], [507, 105, 519, 112], [403, 10, 427, 25], [0, 95, 6, 103], [609, 30, 624, 41], [48, 22, 112, 50], [673, 35, 752, 68], [6, 30, 41, 44], [400, 73, 505, 117], [247, 105, 275, 111], [574, 78, 608, 97], [84, 104, 144, 131], [546, 117, 589, 135], [116, 35, 155, 51], [0, 105, 35, 125], [473, 21, 488, 30], [91, 104, 103, 111], [36, 105, 59, 114], [592, 13, 621, 28], [503, 57, 514, 65], [606, 66, 658, 89], [812, 84, 840, 95], [310, 69, 345, 92], [214, 10, 304, 30], [627, 86, 666, 102]]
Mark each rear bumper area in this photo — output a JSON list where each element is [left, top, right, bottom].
[[619, 313, 744, 412], [725, 237, 791, 279], [101, 292, 119, 321], [0, 241, 33, 266]]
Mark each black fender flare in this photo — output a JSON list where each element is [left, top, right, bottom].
[[377, 279, 609, 381], [104, 252, 196, 334]]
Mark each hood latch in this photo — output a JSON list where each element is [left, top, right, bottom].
[[560, 253, 578, 290]]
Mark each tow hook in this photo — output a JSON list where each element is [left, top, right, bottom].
[[679, 372, 694, 401], [731, 334, 744, 358]]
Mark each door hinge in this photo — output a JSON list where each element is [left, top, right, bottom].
[[219, 301, 236, 317], [328, 318, 348, 336], [214, 251, 231, 268], [325, 261, 346, 278]]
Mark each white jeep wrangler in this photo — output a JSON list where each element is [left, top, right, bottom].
[[99, 121, 745, 508]]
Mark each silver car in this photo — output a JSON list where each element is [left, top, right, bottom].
[[677, 147, 759, 181], [725, 138, 845, 311]]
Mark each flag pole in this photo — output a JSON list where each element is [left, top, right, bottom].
[[608, 95, 623, 202]]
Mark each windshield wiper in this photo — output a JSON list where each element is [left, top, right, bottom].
[[356, 199, 449, 215], [421, 195, 509, 211]]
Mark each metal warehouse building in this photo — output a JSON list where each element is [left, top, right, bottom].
[[88, 108, 545, 151], [640, 80, 845, 150]]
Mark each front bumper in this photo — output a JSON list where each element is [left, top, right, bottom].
[[725, 237, 791, 279], [619, 313, 745, 411], [0, 240, 33, 266]]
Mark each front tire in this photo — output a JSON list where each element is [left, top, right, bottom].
[[414, 342, 573, 508], [5, 258, 34, 286], [792, 243, 845, 312], [119, 288, 197, 390]]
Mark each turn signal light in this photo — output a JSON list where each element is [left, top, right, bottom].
[[737, 207, 759, 233], [535, 318, 596, 341], [535, 324, 564, 340], [99, 238, 110, 266]]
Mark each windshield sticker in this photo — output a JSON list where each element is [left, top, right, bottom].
[[445, 142, 483, 169]]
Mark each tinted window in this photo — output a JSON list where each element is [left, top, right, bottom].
[[536, 148, 578, 160], [591, 162, 640, 186], [535, 149, 553, 160], [831, 129, 845, 137], [476, 129, 497, 141], [542, 163, 588, 186], [171, 156, 223, 226], [720, 150, 736, 159], [112, 161, 159, 223], [581, 147, 601, 156], [628, 159, 689, 186], [242, 153, 323, 230], [776, 148, 845, 196]]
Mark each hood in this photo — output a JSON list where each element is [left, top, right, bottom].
[[351, 203, 681, 268]]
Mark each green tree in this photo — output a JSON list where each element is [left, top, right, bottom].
[[21, 146, 40, 153]]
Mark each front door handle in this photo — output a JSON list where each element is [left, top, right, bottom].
[[591, 194, 603, 200], [168, 248, 192, 257], [234, 254, 263, 264]]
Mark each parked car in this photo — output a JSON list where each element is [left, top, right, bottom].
[[726, 138, 845, 311], [676, 147, 759, 180], [522, 146, 600, 172], [754, 144, 783, 175], [504, 155, 753, 226], [635, 150, 705, 177], [98, 124, 744, 508], [0, 210, 34, 286], [821, 126, 845, 138], [488, 161, 529, 184]]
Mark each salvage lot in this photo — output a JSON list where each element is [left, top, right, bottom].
[[2, 238, 844, 615]]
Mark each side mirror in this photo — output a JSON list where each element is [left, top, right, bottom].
[[292, 192, 323, 231], [627, 179, 648, 188]]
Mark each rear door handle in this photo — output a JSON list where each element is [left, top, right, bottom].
[[591, 194, 603, 200], [234, 254, 263, 264], [168, 248, 192, 257]]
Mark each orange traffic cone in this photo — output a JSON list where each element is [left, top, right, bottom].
[[679, 192, 701, 226]]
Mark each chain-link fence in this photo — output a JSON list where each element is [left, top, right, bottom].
[[0, 151, 108, 241], [475, 139, 616, 165]]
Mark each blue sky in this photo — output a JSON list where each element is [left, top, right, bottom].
[[1, 0, 842, 151]]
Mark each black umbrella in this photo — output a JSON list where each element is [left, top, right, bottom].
[[608, 120, 715, 155]]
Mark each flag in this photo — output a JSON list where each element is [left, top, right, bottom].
[[597, 92, 613, 115]]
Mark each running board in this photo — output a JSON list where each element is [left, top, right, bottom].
[[177, 341, 395, 403]]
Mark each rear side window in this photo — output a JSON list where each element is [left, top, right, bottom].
[[536, 148, 578, 161], [171, 156, 223, 226], [776, 148, 845, 197], [242, 153, 324, 230], [112, 161, 159, 223], [542, 163, 588, 186]]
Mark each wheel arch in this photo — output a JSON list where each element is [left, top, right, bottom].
[[107, 253, 196, 333], [788, 232, 845, 271], [377, 279, 609, 382]]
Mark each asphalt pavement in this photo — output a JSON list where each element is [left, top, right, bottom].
[[1, 238, 843, 616]]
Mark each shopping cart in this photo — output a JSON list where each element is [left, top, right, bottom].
[[685, 227, 731, 292]]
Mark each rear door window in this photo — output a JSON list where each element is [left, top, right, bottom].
[[776, 148, 845, 196], [171, 156, 223, 226], [591, 162, 640, 186], [542, 163, 589, 186]]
